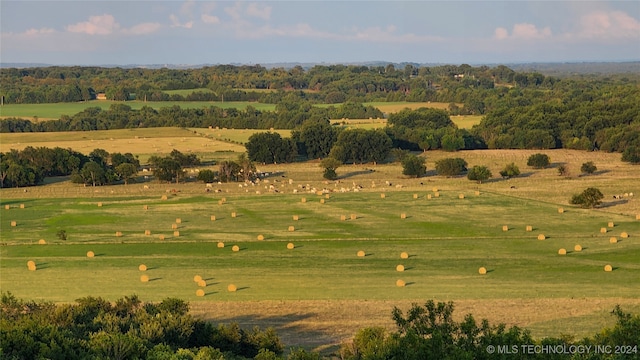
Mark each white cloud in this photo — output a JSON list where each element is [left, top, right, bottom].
[[493, 23, 552, 40], [494, 27, 509, 40], [24, 28, 56, 36], [123, 23, 162, 35], [246, 3, 271, 21], [67, 14, 120, 35], [170, 14, 193, 29], [201, 14, 220, 24], [575, 10, 640, 39]]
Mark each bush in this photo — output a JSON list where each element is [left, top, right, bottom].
[[196, 169, 216, 183], [320, 157, 342, 180], [557, 164, 568, 176], [467, 165, 492, 183], [499, 163, 520, 178], [570, 187, 604, 208], [527, 153, 550, 169], [622, 146, 640, 164], [401, 155, 426, 178], [580, 161, 597, 174], [435, 158, 467, 177]]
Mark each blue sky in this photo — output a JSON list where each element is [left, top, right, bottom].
[[1, 1, 639, 65]]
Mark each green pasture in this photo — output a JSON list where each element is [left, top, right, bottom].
[[2, 191, 639, 304], [163, 88, 214, 96]]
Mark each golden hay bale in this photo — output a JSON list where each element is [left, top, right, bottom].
[[427, 194, 432, 199], [28, 264, 36, 271], [608, 221, 614, 228], [145, 230, 151, 236], [4, 205, 9, 210], [609, 237, 618, 244], [140, 275, 149, 282], [316, 190, 323, 196], [340, 215, 346, 221], [526, 225, 533, 232], [604, 264, 613, 272], [396, 265, 405, 272], [400, 213, 407, 219], [396, 279, 406, 287], [537, 234, 546, 240], [257, 234, 265, 241], [478, 267, 487, 275], [574, 245, 582, 252], [210, 215, 216, 221], [458, 194, 465, 199], [161, 195, 168, 200], [173, 231, 180, 237], [287, 243, 295, 250], [87, 251, 95, 258], [475, 190, 480, 196], [502, 225, 508, 232], [20, 204, 25, 209], [172, 223, 178, 230], [232, 245, 240, 252], [350, 214, 357, 220], [301, 197, 307, 203], [221, 197, 227, 203], [231, 212, 237, 218], [325, 194, 330, 199], [10, 221, 16, 227], [621, 232, 629, 238], [432, 187, 438, 192], [413, 194, 418, 199], [227, 284, 237, 292], [357, 250, 366, 257], [97, 202, 102, 207], [380, 193, 386, 199], [293, 215, 299, 221], [434, 192, 440, 198], [558, 248, 567, 255], [320, 199, 325, 204], [600, 227, 607, 234], [196, 289, 205, 297], [288, 226, 295, 232], [217, 242, 225, 248], [558, 207, 564, 214], [143, 205, 148, 210], [400, 252, 409, 259], [27, 260, 36, 268], [636, 214, 640, 220], [218, 200, 224, 205], [176, 218, 182, 224], [194, 275, 202, 282], [197, 280, 207, 287], [138, 264, 147, 271], [115, 231, 123, 237], [158, 235, 165, 241], [38, 239, 46, 245]]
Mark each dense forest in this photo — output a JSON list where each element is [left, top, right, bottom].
[[1, 64, 639, 162]]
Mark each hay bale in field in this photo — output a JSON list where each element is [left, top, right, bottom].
[[87, 251, 95, 258], [231, 212, 237, 218], [301, 197, 307, 203], [144, 230, 151, 236], [227, 284, 237, 292], [478, 267, 487, 275], [116, 231, 123, 237], [143, 205, 148, 210], [28, 263, 36, 271], [558, 248, 567, 255], [621, 232, 629, 238], [396, 279, 406, 287], [19, 204, 25, 209], [217, 242, 225, 248], [320, 199, 325, 204], [218, 200, 224, 205], [158, 235, 165, 241], [502, 225, 508, 232], [288, 226, 295, 232], [458, 194, 465, 199], [604, 264, 613, 272], [172, 224, 178, 230], [232, 245, 240, 252], [196, 289, 205, 297], [10, 221, 16, 227], [475, 190, 480, 196], [161, 195, 168, 200], [27, 260, 36, 268], [608, 221, 614, 228], [357, 250, 366, 257], [287, 243, 295, 249], [413, 194, 418, 199], [380, 193, 386, 199], [609, 237, 618, 244], [210, 215, 216, 221], [138, 264, 147, 271], [176, 218, 182, 224], [325, 194, 330, 199], [396, 265, 405, 272], [558, 207, 564, 214], [221, 197, 227, 203], [636, 214, 640, 220], [526, 225, 533, 232], [537, 234, 546, 240], [432, 187, 438, 192], [574, 245, 582, 252], [194, 275, 202, 282], [400, 213, 407, 219], [600, 227, 607, 234], [173, 231, 180, 237], [140, 275, 149, 282], [434, 192, 440, 198], [293, 215, 299, 221], [38, 239, 46, 245], [4, 205, 9, 210], [257, 234, 265, 241], [197, 280, 207, 287], [427, 194, 432, 199], [340, 215, 346, 221], [97, 202, 102, 207], [400, 252, 409, 259], [350, 214, 357, 220]]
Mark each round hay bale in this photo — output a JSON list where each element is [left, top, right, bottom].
[[28, 264, 36, 271], [87, 251, 95, 258], [227, 284, 237, 292], [97, 202, 102, 207], [161, 195, 168, 200], [434, 192, 440, 198], [138, 264, 147, 271], [357, 250, 366, 257], [217, 242, 225, 248], [176, 218, 182, 224], [432, 187, 438, 192], [458, 194, 465, 199], [325, 194, 330, 199], [350, 214, 357, 220], [600, 227, 607, 234], [287, 242, 295, 249], [231, 212, 237, 218], [316, 190, 323, 196], [396, 265, 405, 272], [144, 230, 151, 236], [340, 215, 346, 221], [604, 264, 613, 272], [621, 232, 629, 238], [143, 205, 148, 210], [526, 225, 533, 232], [293, 215, 299, 221], [197, 280, 207, 287], [427, 194, 432, 199], [19, 204, 25, 209], [196, 289, 205, 297], [221, 197, 227, 203], [172, 223, 178, 230], [413, 194, 418, 199], [400, 252, 409, 259], [608, 221, 614, 228], [140, 275, 149, 282], [396, 279, 406, 287], [158, 235, 165, 241], [4, 205, 9, 210], [232, 245, 240, 252], [574, 244, 582, 252], [288, 226, 295, 232], [194, 275, 202, 282], [636, 214, 640, 220], [257, 234, 265, 241], [173, 231, 180, 237], [400, 213, 407, 219], [115, 231, 123, 237], [537, 234, 546, 240], [609, 237, 618, 244], [38, 239, 46, 245], [557, 207, 564, 214], [320, 199, 325, 204], [558, 248, 567, 255], [27, 260, 36, 268], [475, 190, 481, 196], [218, 200, 224, 205], [478, 267, 487, 275], [380, 193, 386, 199], [10, 221, 16, 227], [301, 198, 306, 203], [502, 225, 509, 232], [210, 215, 216, 221]]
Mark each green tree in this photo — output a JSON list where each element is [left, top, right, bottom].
[[149, 156, 183, 183], [435, 158, 468, 177], [622, 146, 640, 164], [237, 153, 255, 181], [196, 169, 216, 183], [401, 155, 426, 178], [570, 187, 604, 208], [557, 164, 568, 176], [499, 163, 520, 178], [79, 161, 107, 186], [527, 153, 550, 169], [115, 163, 138, 185], [467, 165, 492, 183], [580, 161, 597, 174], [246, 132, 298, 164], [320, 157, 342, 180]]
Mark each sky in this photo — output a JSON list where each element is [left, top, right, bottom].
[[1, 0, 639, 66]]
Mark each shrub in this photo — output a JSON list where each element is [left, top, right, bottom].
[[56, 230, 67, 241], [570, 187, 604, 208], [466, 165, 492, 183], [197, 169, 216, 183], [320, 157, 342, 180], [557, 164, 568, 176], [499, 162, 520, 178], [580, 161, 597, 174], [527, 153, 550, 168], [401, 155, 426, 178], [622, 146, 640, 164], [435, 158, 467, 177]]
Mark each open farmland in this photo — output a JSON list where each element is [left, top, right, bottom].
[[1, 141, 640, 350]]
